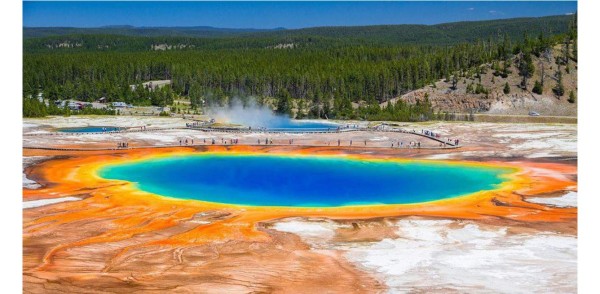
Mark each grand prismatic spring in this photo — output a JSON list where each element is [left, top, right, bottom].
[[98, 154, 514, 207]]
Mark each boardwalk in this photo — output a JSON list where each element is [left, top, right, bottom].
[[23, 125, 460, 151]]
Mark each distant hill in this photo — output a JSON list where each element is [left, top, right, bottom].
[[260, 15, 573, 45], [24, 15, 573, 47], [23, 26, 283, 39]]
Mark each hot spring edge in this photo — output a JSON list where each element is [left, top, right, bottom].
[[97, 153, 516, 208]]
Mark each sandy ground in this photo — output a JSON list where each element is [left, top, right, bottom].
[[272, 216, 576, 293], [22, 116, 577, 293]]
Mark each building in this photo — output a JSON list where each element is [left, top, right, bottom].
[[112, 102, 127, 108]]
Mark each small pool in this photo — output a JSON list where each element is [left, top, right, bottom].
[[98, 154, 513, 207], [238, 120, 340, 132], [266, 120, 338, 129], [58, 126, 122, 133]]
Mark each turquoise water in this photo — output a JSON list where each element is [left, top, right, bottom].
[[59, 126, 121, 133], [265, 120, 338, 131], [98, 154, 512, 207]]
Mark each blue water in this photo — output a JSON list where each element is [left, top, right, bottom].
[[266, 120, 338, 130], [59, 126, 122, 133], [98, 154, 512, 207]]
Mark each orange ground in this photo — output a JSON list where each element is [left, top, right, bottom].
[[23, 145, 577, 291], [25, 145, 576, 236]]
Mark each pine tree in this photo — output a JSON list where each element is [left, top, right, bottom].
[[275, 88, 292, 116], [568, 91, 576, 103], [553, 70, 565, 97], [503, 82, 511, 94], [532, 80, 543, 94]]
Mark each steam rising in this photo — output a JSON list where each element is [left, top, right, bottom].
[[206, 97, 290, 128], [205, 97, 339, 130]]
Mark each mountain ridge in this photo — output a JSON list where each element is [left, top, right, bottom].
[[24, 14, 574, 44]]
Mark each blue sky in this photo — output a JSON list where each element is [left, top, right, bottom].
[[23, 1, 577, 29]]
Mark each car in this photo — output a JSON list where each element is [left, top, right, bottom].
[[529, 111, 540, 116]]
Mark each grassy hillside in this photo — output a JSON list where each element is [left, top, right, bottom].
[[383, 44, 578, 116]]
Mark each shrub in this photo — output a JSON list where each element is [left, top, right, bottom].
[[532, 80, 543, 94], [503, 82, 510, 94]]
